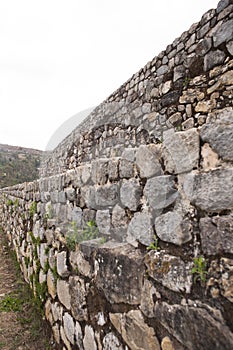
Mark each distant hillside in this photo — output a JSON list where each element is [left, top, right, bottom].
[[0, 144, 43, 188]]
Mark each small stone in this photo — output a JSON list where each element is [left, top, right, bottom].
[[127, 212, 154, 246], [96, 210, 111, 235], [103, 332, 124, 350], [57, 251, 69, 277], [161, 336, 175, 350], [195, 99, 217, 113], [173, 65, 186, 82], [57, 280, 71, 310], [69, 276, 88, 321], [63, 313, 75, 345], [201, 143, 219, 170], [83, 325, 97, 350], [168, 112, 182, 126], [182, 118, 194, 130], [47, 269, 57, 299]]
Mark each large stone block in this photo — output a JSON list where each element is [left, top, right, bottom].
[[69, 276, 88, 321], [96, 209, 111, 235], [155, 211, 192, 245], [144, 175, 178, 210], [200, 108, 233, 161], [200, 216, 233, 255], [120, 179, 142, 211], [95, 184, 119, 208], [183, 169, 233, 212], [154, 301, 233, 350], [213, 19, 233, 47], [162, 128, 200, 174], [136, 144, 163, 178], [110, 310, 160, 350], [127, 212, 154, 246], [145, 251, 192, 293], [95, 242, 144, 304], [57, 279, 71, 310]]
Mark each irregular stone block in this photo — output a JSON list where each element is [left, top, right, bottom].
[[63, 312, 75, 345], [95, 242, 144, 304], [155, 211, 192, 245], [110, 310, 160, 350], [65, 187, 76, 201], [145, 251, 192, 293], [47, 269, 57, 299], [57, 251, 69, 277], [127, 212, 154, 246], [183, 169, 233, 211], [227, 40, 233, 55], [83, 325, 97, 350], [162, 128, 199, 174], [57, 279, 71, 310], [200, 216, 233, 255], [161, 336, 175, 350], [154, 302, 233, 350], [69, 276, 88, 321], [200, 108, 233, 161], [96, 209, 111, 235], [75, 322, 83, 349], [95, 184, 119, 208], [136, 144, 163, 178], [144, 176, 178, 210], [204, 49, 226, 71], [120, 179, 142, 211], [70, 250, 92, 278], [119, 159, 134, 178], [213, 19, 233, 47], [208, 258, 233, 303], [103, 332, 124, 350], [91, 159, 109, 185]]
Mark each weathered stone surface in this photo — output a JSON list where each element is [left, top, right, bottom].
[[57, 251, 69, 277], [140, 279, 161, 318], [39, 243, 48, 269], [112, 204, 127, 227], [145, 251, 192, 293], [69, 276, 88, 321], [119, 159, 134, 178], [201, 143, 219, 170], [83, 325, 97, 350], [136, 144, 163, 178], [127, 212, 154, 246], [183, 169, 233, 211], [161, 337, 175, 350], [95, 242, 144, 304], [57, 279, 71, 310], [200, 108, 233, 161], [103, 332, 124, 350], [200, 216, 233, 255], [162, 128, 199, 174], [195, 99, 216, 113], [227, 40, 233, 55], [161, 91, 180, 107], [91, 159, 109, 185], [65, 187, 76, 201], [120, 179, 141, 211], [213, 19, 233, 47], [154, 302, 233, 350], [208, 258, 233, 302], [95, 184, 119, 208], [61, 326, 72, 350], [96, 209, 111, 235], [207, 70, 233, 94], [204, 49, 226, 71], [70, 249, 92, 277], [110, 310, 160, 350], [63, 312, 75, 345], [144, 176, 178, 210], [155, 211, 192, 245], [75, 321, 83, 349]]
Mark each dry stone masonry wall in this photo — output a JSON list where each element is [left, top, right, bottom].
[[1, 1, 233, 349]]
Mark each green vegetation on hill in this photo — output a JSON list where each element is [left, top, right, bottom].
[[0, 144, 43, 188]]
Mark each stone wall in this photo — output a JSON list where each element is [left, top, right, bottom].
[[1, 0, 233, 349]]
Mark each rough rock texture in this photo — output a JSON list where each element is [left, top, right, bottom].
[[1, 1, 233, 349]]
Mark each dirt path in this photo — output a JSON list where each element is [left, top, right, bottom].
[[0, 229, 54, 350]]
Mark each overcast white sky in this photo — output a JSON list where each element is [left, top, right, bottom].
[[0, 0, 219, 150]]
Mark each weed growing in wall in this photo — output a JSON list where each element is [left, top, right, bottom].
[[66, 220, 99, 251], [147, 235, 160, 251], [192, 255, 208, 285]]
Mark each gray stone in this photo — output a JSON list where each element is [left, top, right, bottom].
[[57, 279, 71, 310], [162, 128, 200, 174], [63, 313, 75, 345], [91, 159, 109, 185], [140, 280, 161, 318], [208, 258, 233, 303], [145, 251, 192, 293], [155, 211, 192, 245], [70, 250, 92, 278], [108, 158, 119, 180], [65, 188, 76, 201], [75, 322, 83, 349], [200, 216, 233, 255], [95, 242, 144, 304], [144, 176, 178, 210], [173, 65, 186, 82], [127, 212, 154, 246], [154, 302, 233, 350], [200, 108, 233, 161], [47, 269, 57, 299], [160, 91, 180, 108], [217, 0, 233, 13], [112, 204, 127, 227], [119, 159, 134, 178], [195, 38, 212, 56], [227, 40, 233, 55], [157, 65, 168, 76], [95, 184, 119, 208], [61, 326, 72, 350], [204, 50, 226, 71], [213, 19, 233, 47], [103, 332, 124, 350], [69, 276, 88, 321], [120, 179, 141, 211], [39, 243, 48, 269], [83, 325, 97, 350], [136, 144, 163, 178], [96, 210, 111, 235], [183, 169, 233, 212], [57, 251, 69, 277], [58, 191, 66, 204], [110, 310, 160, 350]]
